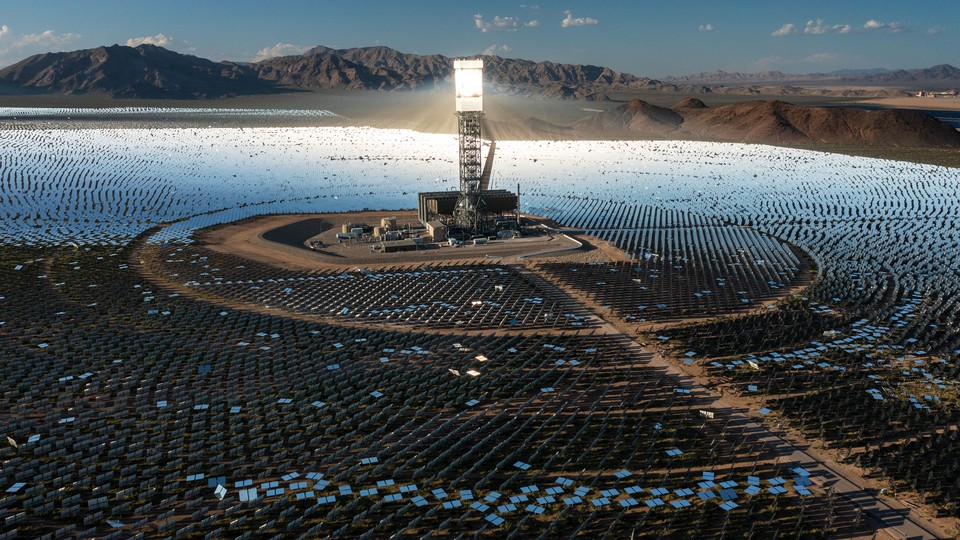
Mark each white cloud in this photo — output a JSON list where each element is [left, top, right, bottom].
[[126, 33, 171, 47], [483, 44, 512, 56], [804, 19, 852, 35], [771, 23, 796, 37], [253, 43, 308, 62], [862, 20, 906, 33], [776, 18, 911, 38], [4, 26, 80, 50], [0, 27, 79, 67], [561, 11, 598, 28], [474, 14, 538, 33], [16, 30, 78, 47], [804, 52, 838, 63], [927, 25, 945, 35], [519, 4, 540, 12], [698, 23, 715, 32]]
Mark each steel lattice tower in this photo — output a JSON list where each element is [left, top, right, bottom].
[[454, 110, 484, 232], [452, 59, 485, 234]]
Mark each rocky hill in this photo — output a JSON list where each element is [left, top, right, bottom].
[[254, 45, 449, 90], [309, 45, 450, 87], [0, 44, 276, 98], [253, 52, 377, 90], [575, 98, 960, 147], [574, 99, 682, 133]]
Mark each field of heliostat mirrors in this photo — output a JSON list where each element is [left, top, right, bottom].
[[2, 107, 960, 538]]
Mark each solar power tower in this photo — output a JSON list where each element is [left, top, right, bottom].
[[452, 59, 485, 234]]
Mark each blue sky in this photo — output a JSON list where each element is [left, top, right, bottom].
[[0, 1, 956, 77]]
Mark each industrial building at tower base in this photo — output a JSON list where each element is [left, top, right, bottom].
[[417, 58, 518, 241]]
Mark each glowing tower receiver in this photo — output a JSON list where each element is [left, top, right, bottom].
[[453, 59, 485, 234], [455, 59, 483, 113]]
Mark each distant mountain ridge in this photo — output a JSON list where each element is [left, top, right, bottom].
[[665, 64, 960, 87], [0, 43, 941, 100], [252, 45, 664, 98]]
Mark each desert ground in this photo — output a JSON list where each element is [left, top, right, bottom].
[[197, 212, 585, 270], [863, 96, 960, 111]]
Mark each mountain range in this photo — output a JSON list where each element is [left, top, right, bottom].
[[663, 65, 960, 87], [2, 44, 955, 100]]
